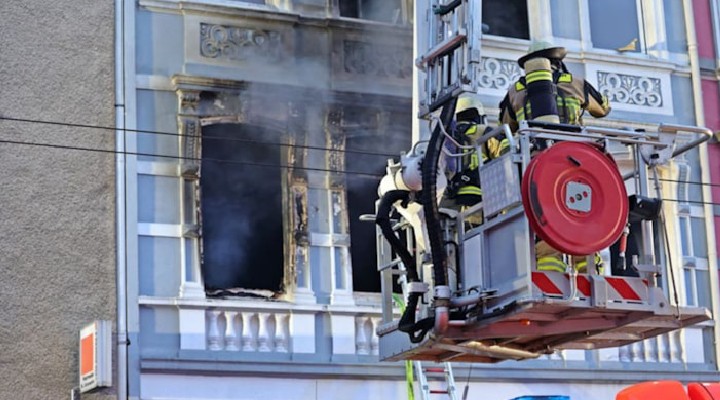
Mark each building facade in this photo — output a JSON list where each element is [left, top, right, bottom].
[[694, 0, 720, 303], [125, 1, 720, 399], [0, 0, 117, 399]]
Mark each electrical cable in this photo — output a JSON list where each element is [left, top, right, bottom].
[[2, 136, 720, 205], [462, 363, 473, 400], [659, 178, 720, 188], [5, 116, 720, 189], [0, 115, 400, 158], [0, 136, 384, 179]]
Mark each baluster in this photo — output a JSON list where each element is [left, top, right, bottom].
[[647, 337, 659, 362], [671, 330, 684, 363], [241, 312, 257, 351], [630, 341, 643, 362], [257, 312, 272, 352], [266, 313, 277, 352], [370, 317, 380, 356], [659, 333, 671, 362], [619, 345, 631, 362], [224, 311, 240, 351], [207, 309, 223, 351], [275, 314, 289, 353], [356, 316, 369, 355]]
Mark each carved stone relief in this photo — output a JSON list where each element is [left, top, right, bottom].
[[597, 72, 663, 108], [178, 115, 201, 178], [342, 40, 412, 79], [477, 57, 522, 91], [200, 23, 283, 62]]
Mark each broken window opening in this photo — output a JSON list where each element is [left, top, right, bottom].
[[200, 123, 284, 294]]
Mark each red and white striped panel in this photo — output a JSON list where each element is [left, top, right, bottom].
[[604, 276, 649, 302], [531, 272, 649, 303]]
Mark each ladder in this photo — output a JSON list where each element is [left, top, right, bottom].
[[388, 239, 458, 400], [414, 361, 459, 400], [416, 0, 482, 117]]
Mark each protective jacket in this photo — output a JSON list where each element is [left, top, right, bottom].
[[499, 71, 611, 132]]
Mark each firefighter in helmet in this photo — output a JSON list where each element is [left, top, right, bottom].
[[447, 92, 503, 207], [499, 40, 611, 132], [499, 41, 611, 274]]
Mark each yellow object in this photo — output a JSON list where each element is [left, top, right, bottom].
[[617, 38, 638, 52], [456, 92, 484, 116]]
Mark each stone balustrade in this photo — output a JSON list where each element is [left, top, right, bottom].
[[140, 296, 707, 367], [206, 309, 291, 352]]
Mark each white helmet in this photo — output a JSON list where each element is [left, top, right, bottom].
[[455, 92, 484, 116]]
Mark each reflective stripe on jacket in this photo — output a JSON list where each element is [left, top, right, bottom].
[[499, 72, 611, 132], [537, 256, 567, 273], [537, 254, 604, 274]]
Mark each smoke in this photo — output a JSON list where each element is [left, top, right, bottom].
[[200, 123, 284, 291], [198, 13, 415, 294]]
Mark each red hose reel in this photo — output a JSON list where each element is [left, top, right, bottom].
[[521, 142, 629, 256]]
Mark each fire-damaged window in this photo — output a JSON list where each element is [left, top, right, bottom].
[[200, 123, 284, 293], [339, 0, 406, 24], [346, 129, 410, 292], [482, 0, 529, 40]]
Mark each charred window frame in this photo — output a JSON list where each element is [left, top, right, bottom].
[[338, 0, 409, 25], [482, 0, 530, 40], [199, 123, 285, 294]]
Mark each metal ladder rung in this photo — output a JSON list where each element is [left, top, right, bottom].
[[378, 258, 404, 272], [418, 30, 467, 67]]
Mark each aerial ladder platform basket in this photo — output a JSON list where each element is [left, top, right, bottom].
[[374, 121, 713, 364], [372, 0, 713, 365]]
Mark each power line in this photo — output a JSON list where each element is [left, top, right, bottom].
[[2, 132, 720, 205], [658, 178, 720, 189], [0, 136, 384, 180], [662, 198, 720, 207], [0, 115, 402, 159], [6, 116, 720, 190]]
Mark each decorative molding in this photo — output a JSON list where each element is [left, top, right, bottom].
[[586, 64, 674, 116], [597, 72, 663, 108], [179, 90, 201, 114], [477, 57, 522, 95], [200, 23, 283, 62], [178, 115, 201, 177], [342, 40, 412, 79]]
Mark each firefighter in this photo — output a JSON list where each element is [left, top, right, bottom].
[[499, 41, 612, 274], [499, 40, 611, 132], [447, 92, 509, 209]]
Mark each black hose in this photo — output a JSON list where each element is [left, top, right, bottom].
[[376, 190, 430, 341], [421, 100, 457, 287], [375, 190, 418, 282]]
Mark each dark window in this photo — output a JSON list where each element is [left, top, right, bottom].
[[339, 0, 403, 24], [482, 0, 529, 40], [346, 130, 410, 292], [200, 124, 284, 291]]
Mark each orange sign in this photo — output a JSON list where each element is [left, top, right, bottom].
[[79, 321, 111, 393], [80, 332, 95, 376]]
